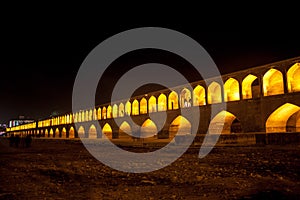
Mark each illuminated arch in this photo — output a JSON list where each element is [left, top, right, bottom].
[[69, 127, 75, 138], [125, 101, 131, 116], [85, 110, 89, 122], [88, 110, 92, 121], [119, 121, 132, 139], [180, 88, 192, 108], [140, 98, 147, 114], [266, 103, 300, 133], [119, 103, 125, 117], [112, 104, 118, 118], [88, 124, 97, 139], [97, 108, 101, 120], [66, 115, 70, 124], [74, 113, 78, 123], [193, 85, 206, 106], [263, 69, 284, 96], [242, 74, 258, 99], [141, 119, 158, 138], [45, 129, 49, 137], [224, 78, 240, 102], [148, 96, 157, 113], [107, 106, 112, 119], [49, 128, 54, 137], [102, 123, 112, 139], [287, 63, 300, 93], [158, 94, 167, 111], [169, 115, 191, 138], [61, 127, 67, 138], [78, 112, 81, 122], [78, 126, 85, 138], [102, 107, 107, 119], [132, 100, 139, 115], [168, 91, 179, 110], [55, 128, 60, 137], [81, 111, 85, 122], [208, 82, 222, 104], [209, 111, 241, 134], [93, 108, 97, 120]]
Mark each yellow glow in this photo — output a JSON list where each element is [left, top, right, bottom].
[[85, 110, 89, 122], [69, 127, 75, 138], [88, 110, 93, 121], [93, 109, 97, 120], [88, 124, 97, 139], [119, 121, 132, 139], [61, 128, 67, 138], [107, 106, 112, 118], [50, 129, 54, 137], [125, 101, 131, 116], [168, 91, 179, 110], [112, 104, 118, 118], [141, 119, 157, 138], [209, 111, 237, 134], [102, 107, 107, 119], [208, 82, 222, 104], [263, 69, 284, 96], [78, 112, 81, 122], [224, 78, 240, 102], [266, 103, 300, 133], [55, 128, 60, 137], [45, 129, 48, 137], [287, 63, 300, 92], [148, 96, 157, 113], [158, 94, 167, 111], [140, 98, 147, 114], [132, 99, 139, 115], [180, 88, 192, 108], [169, 115, 191, 138], [81, 111, 85, 122], [97, 108, 101, 120], [193, 85, 206, 106], [242, 74, 258, 99], [102, 123, 112, 139], [78, 126, 85, 138], [119, 103, 124, 117]]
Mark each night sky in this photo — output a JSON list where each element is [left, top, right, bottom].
[[1, 22, 300, 123]]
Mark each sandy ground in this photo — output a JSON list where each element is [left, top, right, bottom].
[[0, 138, 299, 200]]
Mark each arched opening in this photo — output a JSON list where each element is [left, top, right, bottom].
[[208, 82, 222, 104], [266, 103, 300, 133], [209, 111, 242, 134], [78, 126, 85, 138], [107, 106, 112, 119], [287, 63, 300, 93], [169, 115, 191, 138], [66, 115, 70, 124], [97, 108, 101, 120], [55, 128, 60, 138], [193, 85, 206, 106], [88, 124, 97, 139], [180, 88, 192, 108], [102, 107, 107, 119], [132, 99, 139, 115], [50, 129, 54, 137], [112, 104, 118, 118], [85, 110, 89, 122], [119, 103, 125, 117], [140, 119, 158, 138], [158, 94, 167, 111], [45, 129, 49, 137], [89, 110, 93, 121], [168, 91, 179, 110], [74, 113, 78, 123], [140, 98, 147, 114], [119, 121, 132, 139], [224, 78, 240, 102], [242, 74, 259, 99], [93, 109, 97, 120], [148, 96, 157, 113], [81, 111, 85, 122], [102, 123, 112, 139], [69, 127, 75, 138], [125, 101, 131, 116], [61, 127, 67, 138], [263, 69, 284, 96]]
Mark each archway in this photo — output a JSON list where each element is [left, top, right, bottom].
[[209, 111, 241, 134], [158, 94, 167, 111], [140, 98, 147, 114], [107, 106, 112, 119], [113, 104, 118, 118], [207, 82, 222, 104], [88, 124, 97, 139], [287, 63, 300, 92], [180, 88, 192, 108], [140, 119, 158, 138], [49, 129, 54, 137], [242, 74, 258, 99], [263, 69, 284, 96], [224, 78, 240, 102], [102, 123, 112, 139], [119, 103, 125, 117], [78, 126, 85, 138], [148, 96, 157, 113], [132, 100, 139, 115], [85, 110, 89, 122], [97, 108, 101, 120], [61, 127, 67, 138], [102, 107, 107, 119], [168, 91, 179, 110], [45, 129, 49, 137], [69, 127, 75, 138], [88, 110, 93, 121], [169, 115, 191, 138], [119, 121, 132, 139], [266, 103, 300, 133], [55, 128, 60, 138], [193, 85, 206, 106], [125, 101, 131, 116]]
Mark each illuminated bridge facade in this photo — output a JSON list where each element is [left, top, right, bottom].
[[6, 56, 300, 140]]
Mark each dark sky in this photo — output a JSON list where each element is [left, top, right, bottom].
[[1, 23, 300, 123]]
